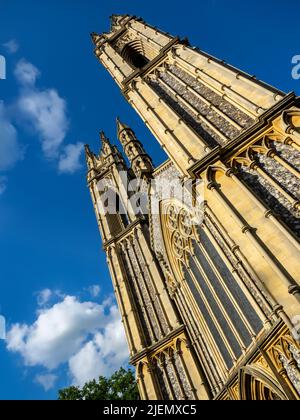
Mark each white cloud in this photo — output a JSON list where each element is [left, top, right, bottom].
[[3, 39, 19, 54], [7, 296, 106, 369], [69, 306, 128, 386], [35, 373, 57, 391], [7, 323, 29, 352], [69, 333, 127, 386], [15, 59, 69, 160], [14, 59, 40, 86], [6, 293, 129, 389], [87, 285, 101, 298], [18, 88, 69, 158], [13, 59, 83, 175], [0, 102, 24, 171], [37, 289, 53, 307], [58, 142, 84, 174], [68, 341, 106, 386], [0, 176, 7, 195], [36, 289, 64, 308]]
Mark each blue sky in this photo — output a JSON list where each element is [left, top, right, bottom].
[[0, 0, 299, 400]]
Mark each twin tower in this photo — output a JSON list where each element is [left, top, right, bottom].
[[86, 15, 300, 400]]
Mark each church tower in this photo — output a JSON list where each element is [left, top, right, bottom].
[[86, 129, 210, 399], [87, 15, 300, 400]]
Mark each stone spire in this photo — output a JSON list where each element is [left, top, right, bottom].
[[85, 143, 100, 170], [116, 118, 131, 135], [100, 130, 114, 156], [84, 143, 93, 159], [99, 130, 127, 169], [116, 117, 154, 179]]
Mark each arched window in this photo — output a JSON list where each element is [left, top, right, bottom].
[[121, 41, 150, 69], [161, 201, 264, 375]]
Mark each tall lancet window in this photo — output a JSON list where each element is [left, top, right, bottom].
[[161, 202, 264, 374], [102, 188, 129, 236]]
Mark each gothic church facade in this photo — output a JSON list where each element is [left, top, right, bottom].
[[85, 15, 300, 400]]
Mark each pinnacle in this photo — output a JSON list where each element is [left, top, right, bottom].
[[116, 117, 131, 136], [100, 130, 110, 144], [90, 32, 100, 44], [100, 130, 111, 146], [84, 144, 92, 156]]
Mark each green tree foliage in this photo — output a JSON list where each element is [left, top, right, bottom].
[[58, 367, 140, 400]]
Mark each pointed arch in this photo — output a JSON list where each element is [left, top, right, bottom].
[[120, 39, 158, 69], [239, 365, 287, 400]]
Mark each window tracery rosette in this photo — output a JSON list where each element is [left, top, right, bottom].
[[164, 203, 199, 274]]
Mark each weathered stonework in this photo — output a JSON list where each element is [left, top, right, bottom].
[[148, 78, 225, 148], [273, 142, 300, 172], [239, 165, 300, 237], [150, 161, 180, 258], [168, 65, 254, 129], [280, 354, 300, 395], [258, 154, 300, 202], [158, 67, 242, 139]]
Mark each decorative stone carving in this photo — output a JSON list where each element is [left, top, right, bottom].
[[290, 344, 300, 368], [279, 354, 300, 395], [167, 206, 196, 266], [268, 333, 300, 396], [272, 142, 300, 172], [151, 340, 194, 400], [149, 161, 181, 273]]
